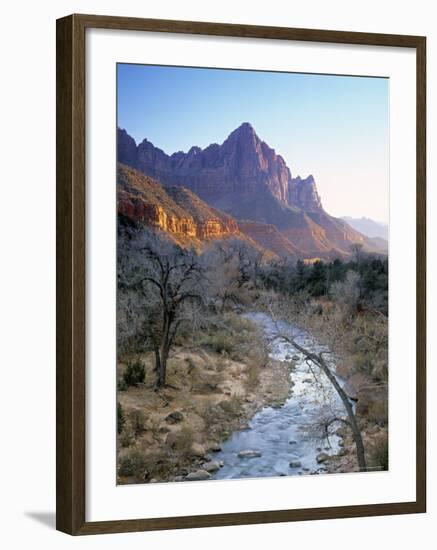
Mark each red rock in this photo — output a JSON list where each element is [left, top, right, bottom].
[[117, 165, 241, 243], [117, 124, 383, 259]]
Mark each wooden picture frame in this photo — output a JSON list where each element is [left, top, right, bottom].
[[56, 13, 426, 535]]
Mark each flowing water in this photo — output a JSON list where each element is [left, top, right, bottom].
[[211, 312, 347, 480]]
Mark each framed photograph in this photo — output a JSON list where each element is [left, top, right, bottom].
[[56, 14, 426, 535]]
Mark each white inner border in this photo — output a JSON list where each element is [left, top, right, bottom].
[[86, 28, 416, 522]]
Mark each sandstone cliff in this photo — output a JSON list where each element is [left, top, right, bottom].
[[118, 164, 251, 248]]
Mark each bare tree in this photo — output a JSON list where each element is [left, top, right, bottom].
[[286, 336, 366, 470], [261, 293, 367, 472], [330, 269, 362, 313], [351, 243, 365, 264], [203, 239, 264, 311], [119, 231, 205, 389], [252, 249, 266, 290], [202, 243, 241, 311]]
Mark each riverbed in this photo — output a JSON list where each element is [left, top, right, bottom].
[[211, 312, 345, 480]]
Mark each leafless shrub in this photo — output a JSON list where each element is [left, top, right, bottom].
[[128, 408, 146, 436], [368, 432, 389, 471]]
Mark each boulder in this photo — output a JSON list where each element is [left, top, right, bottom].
[[165, 411, 184, 424], [203, 460, 220, 473], [238, 449, 262, 458], [185, 470, 211, 481], [190, 443, 206, 458], [316, 452, 330, 463], [289, 460, 302, 468], [209, 443, 222, 452]]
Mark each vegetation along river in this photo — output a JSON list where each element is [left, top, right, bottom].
[[211, 312, 350, 480]]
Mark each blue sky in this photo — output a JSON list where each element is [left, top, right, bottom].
[[117, 64, 389, 223]]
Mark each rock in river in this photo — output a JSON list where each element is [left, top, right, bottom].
[[203, 460, 221, 473], [289, 460, 302, 468], [185, 470, 211, 481], [190, 443, 206, 458], [238, 449, 262, 458], [316, 452, 330, 463]]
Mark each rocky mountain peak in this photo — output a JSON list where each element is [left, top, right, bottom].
[[188, 145, 202, 156], [117, 125, 324, 213], [118, 128, 138, 167], [223, 122, 262, 155], [289, 174, 322, 212], [229, 121, 257, 138], [117, 127, 384, 259]]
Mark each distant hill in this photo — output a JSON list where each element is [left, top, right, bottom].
[[366, 236, 389, 254], [118, 124, 386, 259], [341, 216, 388, 241]]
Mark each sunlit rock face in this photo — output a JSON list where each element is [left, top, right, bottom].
[[117, 164, 240, 242]]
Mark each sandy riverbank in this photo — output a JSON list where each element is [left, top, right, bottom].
[[117, 315, 293, 484]]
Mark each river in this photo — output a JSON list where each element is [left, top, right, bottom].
[[211, 312, 346, 480]]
